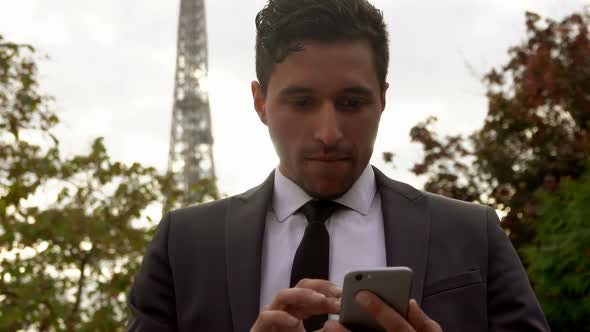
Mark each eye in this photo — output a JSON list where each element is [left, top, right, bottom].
[[337, 98, 368, 109], [288, 97, 314, 108]]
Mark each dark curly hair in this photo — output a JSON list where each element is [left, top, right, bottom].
[[255, 0, 389, 94]]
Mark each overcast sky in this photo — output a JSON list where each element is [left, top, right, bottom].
[[1, 0, 586, 196]]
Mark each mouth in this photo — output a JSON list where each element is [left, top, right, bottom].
[[305, 156, 350, 163], [311, 159, 347, 162]]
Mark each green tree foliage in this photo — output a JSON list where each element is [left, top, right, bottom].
[[0, 35, 217, 331], [390, 10, 590, 329], [522, 170, 590, 330]]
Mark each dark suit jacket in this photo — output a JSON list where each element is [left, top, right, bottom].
[[127, 168, 549, 331]]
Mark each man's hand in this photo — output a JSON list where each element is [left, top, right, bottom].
[[250, 279, 341, 332], [354, 291, 441, 332], [319, 291, 442, 332]]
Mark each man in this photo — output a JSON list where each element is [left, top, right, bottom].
[[128, 0, 550, 331]]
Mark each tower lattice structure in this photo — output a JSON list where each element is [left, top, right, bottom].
[[168, 0, 216, 205]]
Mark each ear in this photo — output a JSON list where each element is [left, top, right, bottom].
[[380, 82, 389, 113], [251, 81, 267, 125]]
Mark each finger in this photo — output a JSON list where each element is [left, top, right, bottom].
[[407, 299, 442, 332], [270, 287, 327, 310], [319, 319, 352, 332], [250, 310, 300, 331], [296, 278, 342, 298], [269, 287, 340, 319], [355, 291, 414, 332], [407, 300, 429, 330]]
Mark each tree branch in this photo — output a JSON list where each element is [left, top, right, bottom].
[[66, 248, 93, 331]]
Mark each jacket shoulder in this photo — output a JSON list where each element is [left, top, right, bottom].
[[374, 166, 491, 218], [167, 171, 273, 225], [167, 196, 232, 226], [423, 191, 491, 220], [375, 167, 491, 243]]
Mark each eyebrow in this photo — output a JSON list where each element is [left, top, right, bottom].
[[277, 85, 374, 98], [339, 86, 373, 96], [277, 86, 315, 97]]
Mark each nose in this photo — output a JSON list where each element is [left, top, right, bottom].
[[313, 102, 343, 148]]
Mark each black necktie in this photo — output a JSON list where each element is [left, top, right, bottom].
[[290, 200, 339, 331]]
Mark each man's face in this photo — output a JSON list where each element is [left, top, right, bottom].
[[252, 40, 387, 199]]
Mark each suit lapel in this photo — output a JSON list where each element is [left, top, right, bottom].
[[374, 167, 430, 305], [226, 172, 274, 332]]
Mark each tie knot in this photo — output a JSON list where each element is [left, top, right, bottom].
[[299, 200, 339, 224]]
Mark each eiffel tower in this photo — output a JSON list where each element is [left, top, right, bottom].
[[168, 0, 216, 205]]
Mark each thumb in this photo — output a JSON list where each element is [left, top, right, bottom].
[[407, 299, 429, 330], [407, 299, 442, 331]]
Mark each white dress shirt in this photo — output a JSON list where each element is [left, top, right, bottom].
[[259, 164, 387, 310]]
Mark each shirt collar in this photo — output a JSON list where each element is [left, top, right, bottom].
[[272, 164, 377, 222]]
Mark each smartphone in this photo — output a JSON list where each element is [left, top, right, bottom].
[[339, 267, 414, 332]]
